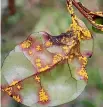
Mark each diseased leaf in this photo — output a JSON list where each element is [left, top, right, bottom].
[[1, 51, 86, 107], [1, 31, 87, 106]]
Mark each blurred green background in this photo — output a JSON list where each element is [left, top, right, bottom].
[[1, 0, 103, 107]]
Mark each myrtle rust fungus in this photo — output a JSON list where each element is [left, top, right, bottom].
[[35, 75, 41, 83], [53, 54, 62, 64], [45, 41, 53, 47], [66, 0, 93, 81], [39, 65, 50, 72], [21, 37, 33, 49], [39, 88, 49, 103], [78, 67, 88, 81], [35, 58, 42, 68], [13, 95, 21, 102], [36, 45, 42, 51], [2, 87, 12, 96], [28, 50, 33, 55]]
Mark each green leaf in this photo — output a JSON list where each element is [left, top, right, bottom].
[[92, 17, 103, 33], [81, 100, 95, 107]]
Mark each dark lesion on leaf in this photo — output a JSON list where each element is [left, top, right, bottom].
[[47, 31, 75, 46]]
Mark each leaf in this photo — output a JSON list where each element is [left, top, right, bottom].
[[92, 17, 103, 33], [81, 100, 95, 107], [1, 32, 87, 107]]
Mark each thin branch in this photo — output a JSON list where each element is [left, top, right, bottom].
[[8, 0, 16, 15], [66, 0, 103, 31]]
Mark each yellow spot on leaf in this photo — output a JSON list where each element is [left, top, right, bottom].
[[53, 54, 62, 64], [4, 87, 12, 95], [13, 95, 21, 102], [35, 58, 42, 67], [39, 65, 50, 72], [78, 56, 87, 67], [35, 76, 40, 83], [36, 45, 42, 51], [36, 63, 42, 67], [45, 41, 52, 47], [17, 85, 21, 90], [21, 40, 32, 49], [10, 81, 18, 86], [28, 50, 32, 55], [62, 46, 69, 53], [78, 68, 88, 80], [36, 58, 41, 63], [39, 88, 49, 103]]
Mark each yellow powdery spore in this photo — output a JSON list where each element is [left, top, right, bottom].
[[82, 29, 92, 39], [62, 46, 69, 53], [39, 88, 49, 103], [2, 81, 22, 96], [13, 95, 21, 102], [45, 41, 52, 47], [67, 0, 92, 40], [10, 81, 21, 90], [35, 75, 41, 83], [39, 65, 50, 72], [90, 11, 103, 17], [28, 50, 33, 55], [36, 58, 41, 63], [17, 85, 21, 90], [35, 58, 42, 68], [68, 54, 74, 62], [78, 68, 88, 80], [53, 54, 62, 64], [95, 12, 103, 16], [3, 87, 12, 96], [36, 63, 42, 67], [78, 56, 87, 67], [67, 1, 74, 15], [36, 45, 42, 51], [10, 81, 18, 86], [21, 40, 32, 49]]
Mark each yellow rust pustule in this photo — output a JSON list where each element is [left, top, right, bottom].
[[21, 39, 32, 49], [13, 95, 21, 102], [45, 41, 53, 47], [2, 87, 12, 96], [39, 88, 49, 103], [35, 75, 41, 83], [66, 0, 94, 81], [67, 0, 92, 41], [35, 58, 42, 68], [78, 67, 88, 80], [36, 45, 42, 51], [39, 65, 50, 72], [53, 54, 62, 64]]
